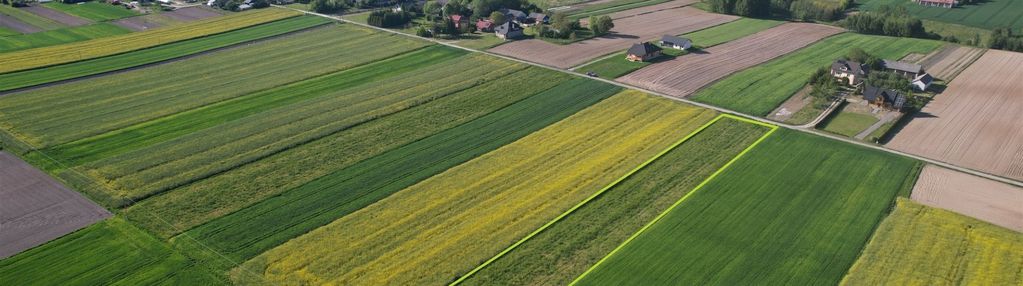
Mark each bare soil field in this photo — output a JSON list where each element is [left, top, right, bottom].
[[0, 14, 42, 33], [114, 7, 221, 31], [916, 44, 986, 81], [489, 6, 736, 68], [112, 15, 165, 31], [888, 50, 1023, 182], [618, 23, 843, 97], [912, 165, 1023, 231], [0, 151, 110, 259], [23, 5, 90, 26], [161, 6, 222, 22]]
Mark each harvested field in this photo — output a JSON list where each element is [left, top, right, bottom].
[[22, 5, 90, 27], [888, 50, 1023, 182], [0, 151, 110, 259], [162, 6, 221, 22], [577, 0, 695, 22], [112, 15, 169, 31], [842, 198, 1023, 285], [916, 44, 986, 81], [235, 92, 718, 285], [619, 23, 843, 97], [0, 14, 42, 33], [911, 165, 1023, 231], [489, 7, 736, 68]]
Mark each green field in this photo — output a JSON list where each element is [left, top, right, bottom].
[[0, 16, 329, 92], [819, 105, 879, 137], [0, 5, 65, 30], [567, 0, 672, 19], [691, 33, 942, 116], [43, 2, 139, 22], [575, 129, 921, 285], [0, 23, 130, 53], [0, 27, 18, 36], [857, 0, 1023, 30], [842, 198, 1023, 285], [0, 218, 223, 285], [460, 117, 771, 286], [177, 77, 616, 267]]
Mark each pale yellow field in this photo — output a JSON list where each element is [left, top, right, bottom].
[[234, 91, 717, 285]]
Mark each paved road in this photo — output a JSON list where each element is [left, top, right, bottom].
[[276, 5, 1023, 188]]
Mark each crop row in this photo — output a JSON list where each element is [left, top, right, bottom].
[[461, 117, 772, 286], [236, 91, 718, 285], [0, 15, 331, 92], [0, 8, 300, 74], [0, 24, 425, 148], [691, 33, 942, 116], [575, 129, 920, 285], [124, 66, 563, 239], [0, 23, 131, 53]]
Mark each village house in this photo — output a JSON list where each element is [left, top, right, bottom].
[[862, 85, 906, 110], [660, 35, 692, 50], [831, 60, 870, 85], [495, 21, 524, 40], [626, 42, 662, 62], [912, 73, 934, 91], [882, 59, 924, 78], [500, 8, 529, 24], [476, 19, 495, 32], [528, 12, 549, 25], [450, 14, 467, 29], [915, 0, 955, 8]]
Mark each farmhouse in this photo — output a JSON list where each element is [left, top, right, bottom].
[[528, 12, 549, 25], [660, 35, 692, 50], [476, 19, 494, 32], [862, 85, 906, 110], [915, 0, 955, 8], [495, 21, 524, 40], [501, 9, 528, 23], [831, 60, 869, 85], [882, 59, 924, 78], [912, 73, 934, 91], [450, 14, 467, 28], [626, 42, 662, 62]]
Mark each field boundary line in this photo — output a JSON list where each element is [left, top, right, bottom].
[[568, 118, 778, 285], [449, 113, 759, 285]]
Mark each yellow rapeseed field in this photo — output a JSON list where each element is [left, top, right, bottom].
[[233, 91, 717, 285], [0, 8, 299, 74], [842, 198, 1023, 286]]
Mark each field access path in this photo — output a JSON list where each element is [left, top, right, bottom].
[[280, 4, 1023, 189]]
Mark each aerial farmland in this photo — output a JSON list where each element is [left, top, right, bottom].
[[0, 0, 1020, 285]]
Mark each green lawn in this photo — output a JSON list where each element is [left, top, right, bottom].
[[574, 47, 684, 78], [684, 18, 785, 47], [0, 22, 130, 53], [0, 15, 329, 93], [857, 0, 1023, 30], [0, 218, 224, 285], [461, 117, 771, 286], [0, 4, 65, 30], [576, 129, 920, 285], [819, 105, 879, 137], [691, 33, 942, 116], [43, 2, 138, 22]]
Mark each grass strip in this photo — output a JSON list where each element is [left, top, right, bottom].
[[0, 15, 329, 92], [0, 5, 64, 30], [0, 22, 131, 53], [42, 2, 138, 22]]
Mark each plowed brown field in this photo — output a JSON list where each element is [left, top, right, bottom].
[[617, 23, 843, 97], [489, 6, 736, 69], [888, 50, 1023, 182], [911, 165, 1023, 231]]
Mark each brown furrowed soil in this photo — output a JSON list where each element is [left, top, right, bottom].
[[162, 6, 222, 22], [23, 5, 90, 26], [0, 151, 110, 259], [911, 165, 1023, 231], [489, 6, 736, 69], [114, 7, 221, 31], [916, 44, 986, 81], [888, 50, 1023, 182], [618, 23, 843, 97], [0, 14, 42, 33], [577, 0, 696, 26]]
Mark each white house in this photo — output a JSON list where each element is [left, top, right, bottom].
[[912, 73, 933, 91]]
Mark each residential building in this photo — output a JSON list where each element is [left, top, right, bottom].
[[626, 42, 662, 62], [476, 19, 495, 32], [862, 85, 907, 110], [831, 60, 870, 85], [528, 12, 548, 25], [500, 9, 528, 23], [495, 21, 524, 39]]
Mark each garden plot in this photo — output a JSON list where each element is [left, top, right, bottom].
[[619, 23, 842, 97], [22, 5, 91, 27], [0, 151, 109, 259], [911, 165, 1022, 231], [915, 44, 985, 81], [888, 50, 1023, 182], [489, 7, 736, 68]]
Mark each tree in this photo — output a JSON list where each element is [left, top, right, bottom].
[[442, 0, 465, 17], [416, 25, 432, 37], [489, 11, 506, 25], [588, 15, 614, 36], [548, 12, 577, 39], [423, 1, 441, 21], [310, 0, 348, 13]]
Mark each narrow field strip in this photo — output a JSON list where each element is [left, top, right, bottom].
[[841, 198, 1023, 285], [0, 8, 300, 74], [176, 77, 616, 269], [0, 24, 424, 149], [42, 2, 138, 22], [0, 23, 131, 53], [125, 66, 567, 239], [0, 5, 65, 31], [573, 129, 921, 285], [457, 115, 773, 286], [0, 15, 330, 93], [0, 218, 225, 285], [234, 91, 717, 285], [44, 46, 464, 168]]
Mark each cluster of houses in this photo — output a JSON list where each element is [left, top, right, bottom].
[[830, 59, 933, 110], [454, 8, 547, 40], [915, 0, 956, 8], [623, 35, 692, 62]]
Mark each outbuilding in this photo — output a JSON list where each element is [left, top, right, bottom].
[[659, 35, 691, 50], [882, 59, 924, 79], [912, 73, 934, 91]]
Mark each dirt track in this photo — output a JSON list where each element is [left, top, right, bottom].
[[0, 151, 110, 259], [916, 45, 985, 81], [912, 165, 1023, 231], [618, 23, 843, 97], [888, 50, 1023, 182], [489, 6, 737, 69], [23, 5, 90, 26]]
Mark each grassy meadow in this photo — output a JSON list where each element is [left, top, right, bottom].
[[819, 105, 879, 137]]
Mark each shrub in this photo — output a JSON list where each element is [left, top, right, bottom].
[[366, 10, 413, 28]]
